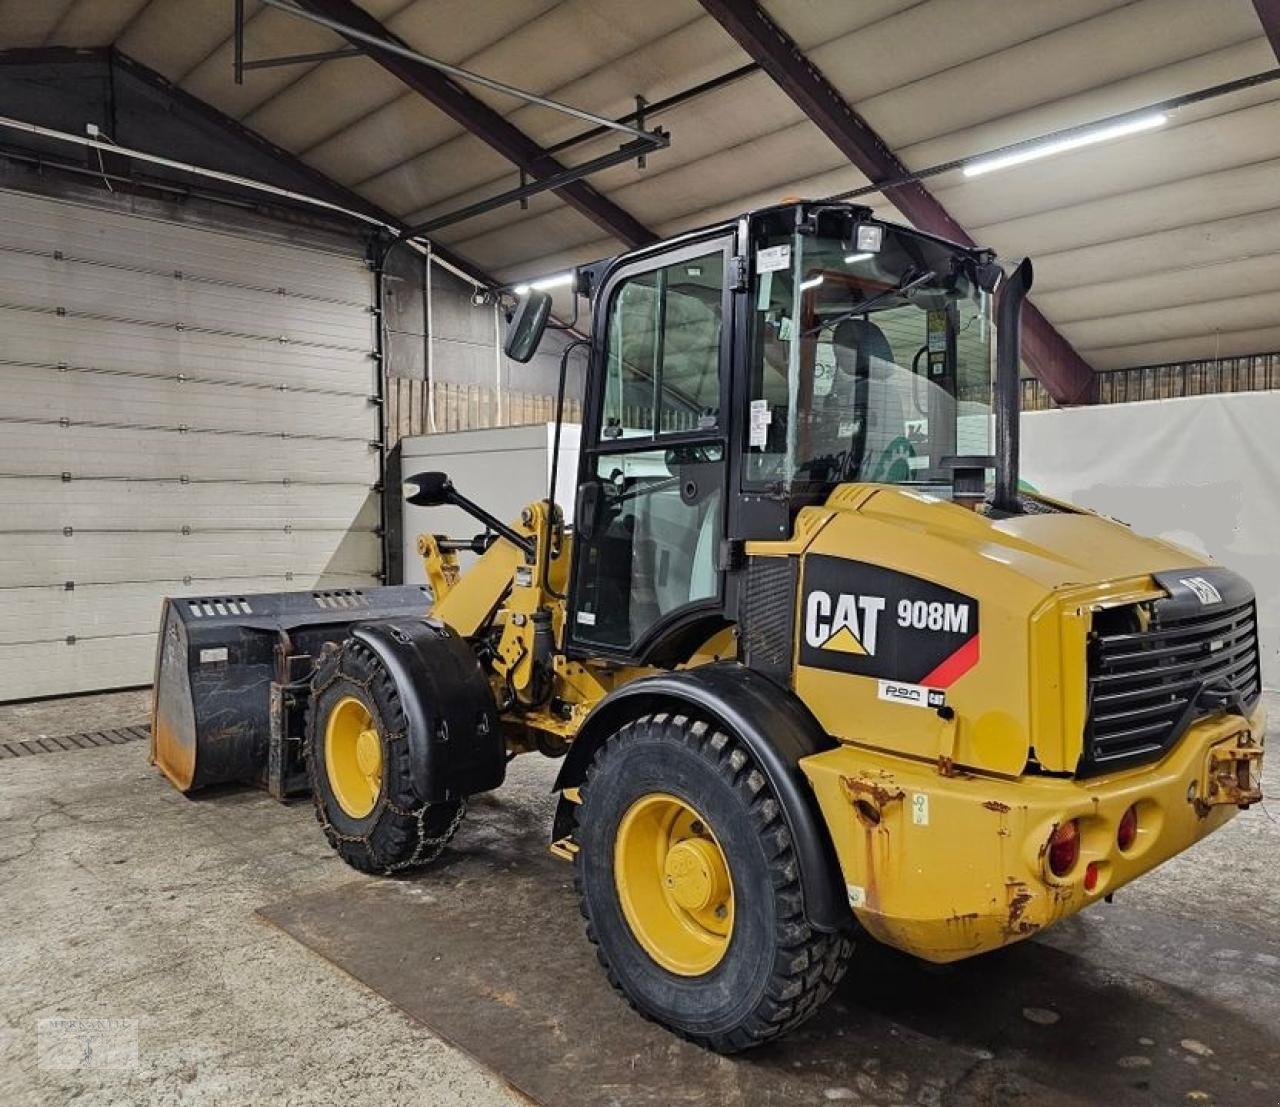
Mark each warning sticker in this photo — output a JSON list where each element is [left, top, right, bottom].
[[756, 244, 791, 273], [911, 793, 930, 826], [927, 309, 947, 353], [749, 399, 772, 448]]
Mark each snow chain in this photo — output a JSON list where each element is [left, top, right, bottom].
[[383, 798, 467, 875], [308, 640, 466, 873]]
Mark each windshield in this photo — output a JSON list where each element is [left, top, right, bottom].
[[745, 218, 994, 489]]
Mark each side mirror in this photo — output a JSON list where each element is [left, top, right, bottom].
[[403, 471, 454, 507], [503, 290, 553, 363]]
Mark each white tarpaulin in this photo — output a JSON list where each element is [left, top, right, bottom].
[[1021, 391, 1280, 689]]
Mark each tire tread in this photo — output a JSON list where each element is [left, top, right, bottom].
[[574, 712, 853, 1053]]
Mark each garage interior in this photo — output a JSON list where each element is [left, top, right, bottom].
[[2, 1, 1279, 1104]]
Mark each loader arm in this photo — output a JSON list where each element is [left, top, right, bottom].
[[428, 532, 528, 638]]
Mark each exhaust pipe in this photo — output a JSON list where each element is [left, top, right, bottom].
[[993, 257, 1033, 513]]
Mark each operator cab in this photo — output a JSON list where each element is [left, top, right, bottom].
[[743, 207, 1001, 501], [506, 202, 1013, 667]]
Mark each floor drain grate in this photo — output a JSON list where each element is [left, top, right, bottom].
[[0, 724, 150, 759]]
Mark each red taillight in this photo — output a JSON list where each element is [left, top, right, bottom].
[[1047, 820, 1080, 877], [1117, 804, 1138, 851], [1083, 861, 1100, 892]]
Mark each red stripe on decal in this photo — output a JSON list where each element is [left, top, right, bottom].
[[921, 634, 980, 688]]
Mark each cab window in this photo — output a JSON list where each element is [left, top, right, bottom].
[[602, 252, 724, 440]]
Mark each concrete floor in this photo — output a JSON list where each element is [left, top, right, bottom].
[[0, 691, 516, 1107], [0, 689, 1277, 1106], [0, 688, 153, 743]]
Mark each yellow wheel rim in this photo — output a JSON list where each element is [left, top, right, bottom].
[[614, 793, 734, 976], [324, 695, 383, 819]]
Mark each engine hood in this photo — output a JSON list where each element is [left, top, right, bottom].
[[789, 486, 1220, 777], [844, 487, 1209, 590]]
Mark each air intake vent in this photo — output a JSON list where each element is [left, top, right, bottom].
[[1083, 590, 1261, 775], [312, 590, 368, 609], [740, 557, 797, 681], [187, 597, 252, 617]]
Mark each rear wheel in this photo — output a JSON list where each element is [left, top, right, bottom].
[[574, 712, 853, 1052], [306, 639, 463, 874]]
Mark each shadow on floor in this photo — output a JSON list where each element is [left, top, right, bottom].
[[261, 788, 1280, 1107]]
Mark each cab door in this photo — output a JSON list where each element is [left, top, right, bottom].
[[567, 235, 734, 662]]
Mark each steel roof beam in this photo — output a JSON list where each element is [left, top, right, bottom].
[[291, 0, 657, 249], [1256, 0, 1280, 60], [114, 49, 493, 286], [411, 136, 662, 235], [698, 0, 1097, 405]]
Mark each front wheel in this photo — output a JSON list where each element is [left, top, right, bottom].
[[574, 712, 853, 1052], [306, 639, 463, 874]]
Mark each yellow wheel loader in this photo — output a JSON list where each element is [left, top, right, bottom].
[[153, 202, 1266, 1052]]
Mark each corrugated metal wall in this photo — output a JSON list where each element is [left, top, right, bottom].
[[0, 189, 381, 700]]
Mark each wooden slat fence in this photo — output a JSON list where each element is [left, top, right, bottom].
[[1021, 350, 1280, 410], [385, 378, 584, 448]]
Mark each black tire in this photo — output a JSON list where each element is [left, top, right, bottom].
[[306, 639, 463, 875], [574, 711, 853, 1052]]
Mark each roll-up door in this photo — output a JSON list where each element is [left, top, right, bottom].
[[0, 189, 381, 700]]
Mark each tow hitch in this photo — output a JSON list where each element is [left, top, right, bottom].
[[1195, 730, 1264, 815]]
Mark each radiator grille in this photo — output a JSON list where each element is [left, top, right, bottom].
[[1084, 598, 1261, 773]]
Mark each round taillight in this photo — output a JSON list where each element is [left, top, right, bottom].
[[1047, 819, 1080, 878], [1117, 804, 1138, 851]]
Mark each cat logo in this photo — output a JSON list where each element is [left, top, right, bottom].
[[804, 591, 886, 657], [799, 557, 980, 684]]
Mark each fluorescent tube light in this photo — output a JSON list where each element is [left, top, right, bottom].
[[512, 272, 575, 295], [799, 275, 824, 291], [843, 252, 873, 264], [962, 112, 1167, 178]]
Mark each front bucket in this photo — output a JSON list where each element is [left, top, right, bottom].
[[150, 585, 429, 793]]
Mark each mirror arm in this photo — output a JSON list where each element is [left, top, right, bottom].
[[407, 473, 535, 558], [546, 290, 581, 332], [543, 338, 589, 599]]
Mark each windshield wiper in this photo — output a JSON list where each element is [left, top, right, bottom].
[[798, 268, 937, 339]]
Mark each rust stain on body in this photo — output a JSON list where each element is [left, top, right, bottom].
[[839, 774, 904, 809], [1003, 880, 1039, 941], [151, 714, 195, 791]]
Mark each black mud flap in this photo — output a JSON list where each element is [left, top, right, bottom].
[[349, 618, 505, 803]]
